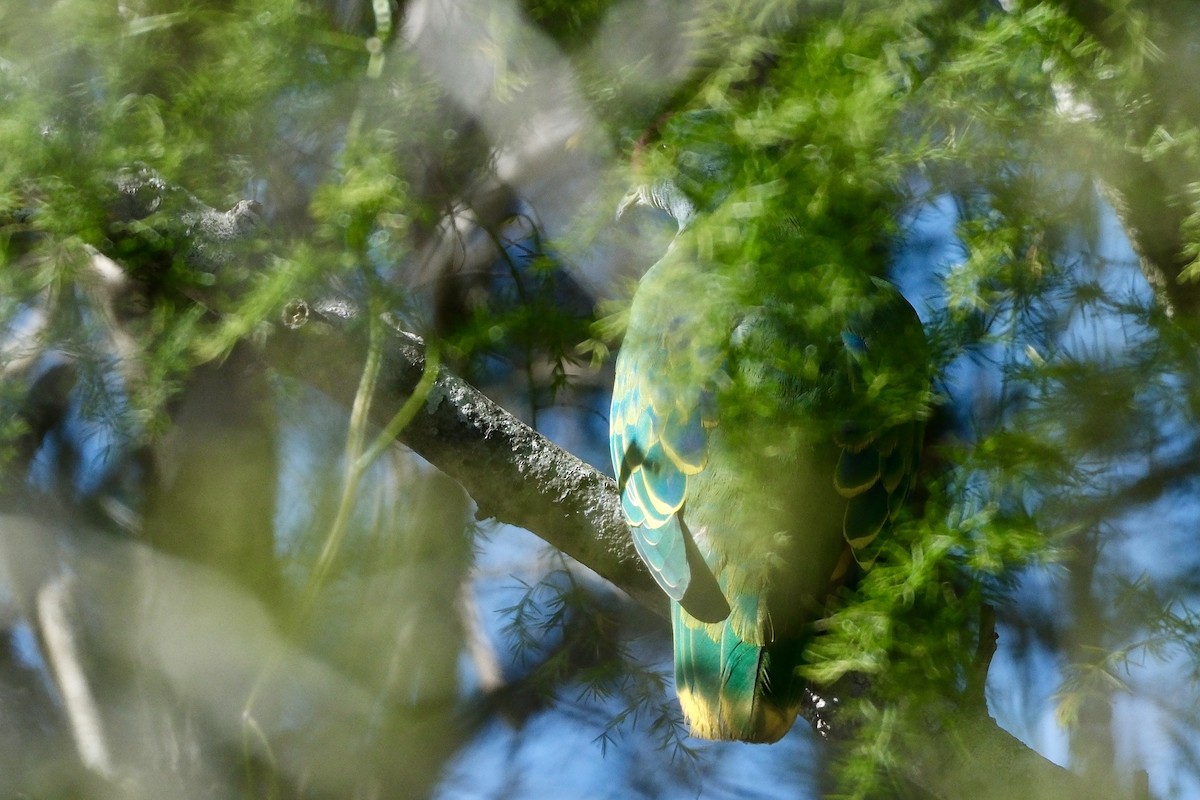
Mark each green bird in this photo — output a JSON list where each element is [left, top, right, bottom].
[[609, 127, 928, 742]]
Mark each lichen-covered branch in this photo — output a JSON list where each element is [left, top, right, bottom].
[[265, 306, 665, 615]]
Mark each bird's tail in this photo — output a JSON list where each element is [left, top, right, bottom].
[[671, 604, 805, 743]]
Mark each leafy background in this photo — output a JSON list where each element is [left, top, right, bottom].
[[3, 1, 1200, 798]]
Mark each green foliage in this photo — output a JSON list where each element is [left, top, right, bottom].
[[8, 0, 1200, 797], [521, 0, 616, 50]]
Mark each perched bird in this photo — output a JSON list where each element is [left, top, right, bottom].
[[609, 126, 928, 742]]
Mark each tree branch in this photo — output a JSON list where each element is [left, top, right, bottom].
[[1053, 1, 1200, 318], [896, 694, 1099, 800], [264, 304, 665, 615]]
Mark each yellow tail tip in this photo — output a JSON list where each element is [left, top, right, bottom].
[[677, 685, 799, 743]]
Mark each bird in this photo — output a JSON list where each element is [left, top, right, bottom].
[[609, 121, 928, 742]]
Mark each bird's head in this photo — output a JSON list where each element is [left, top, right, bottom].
[[617, 110, 734, 231]]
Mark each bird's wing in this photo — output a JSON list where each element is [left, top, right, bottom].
[[834, 420, 921, 564], [610, 328, 731, 622], [833, 281, 928, 566]]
